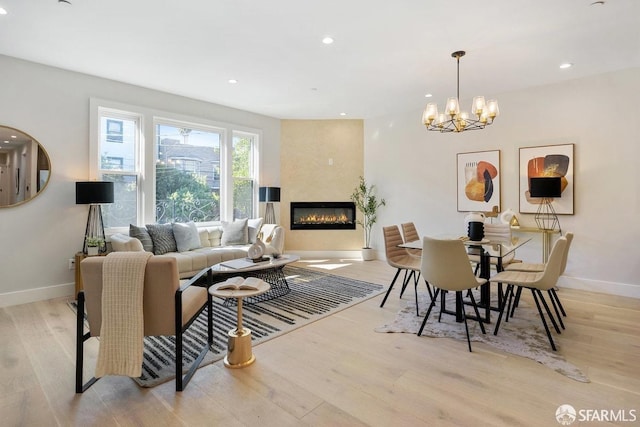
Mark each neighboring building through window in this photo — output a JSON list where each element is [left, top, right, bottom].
[[90, 99, 260, 231]]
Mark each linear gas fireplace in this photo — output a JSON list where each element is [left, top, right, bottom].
[[290, 202, 356, 230]]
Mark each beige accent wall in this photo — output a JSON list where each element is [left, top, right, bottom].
[[281, 120, 364, 251]]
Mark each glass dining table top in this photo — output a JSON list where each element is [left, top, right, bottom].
[[400, 235, 532, 259]]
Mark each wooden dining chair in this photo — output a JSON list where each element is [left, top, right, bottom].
[[489, 237, 568, 351], [380, 225, 431, 315], [418, 236, 487, 352]]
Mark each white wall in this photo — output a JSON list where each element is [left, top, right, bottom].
[[365, 68, 640, 298], [0, 55, 281, 307]]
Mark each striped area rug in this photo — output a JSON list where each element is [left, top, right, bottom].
[[75, 265, 384, 388]]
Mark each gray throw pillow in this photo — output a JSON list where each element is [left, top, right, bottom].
[[247, 217, 264, 243], [221, 218, 249, 246], [146, 223, 177, 255], [129, 224, 154, 252], [172, 221, 201, 252]]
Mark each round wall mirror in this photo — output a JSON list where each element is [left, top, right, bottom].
[[0, 125, 51, 208]]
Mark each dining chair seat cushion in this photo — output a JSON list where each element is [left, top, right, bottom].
[[505, 262, 545, 272], [387, 254, 421, 271]]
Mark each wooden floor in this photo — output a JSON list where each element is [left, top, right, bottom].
[[2, 258, 639, 426]]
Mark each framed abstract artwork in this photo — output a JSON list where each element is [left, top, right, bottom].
[[519, 143, 574, 214], [456, 150, 501, 212]]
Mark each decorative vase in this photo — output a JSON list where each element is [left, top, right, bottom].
[[362, 248, 376, 261], [87, 246, 99, 256], [248, 240, 265, 260]]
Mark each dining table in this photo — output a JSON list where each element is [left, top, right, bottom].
[[400, 235, 531, 323]]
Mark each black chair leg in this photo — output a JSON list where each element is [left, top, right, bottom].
[[380, 269, 402, 307], [547, 290, 565, 330], [494, 285, 514, 336], [418, 289, 440, 336], [510, 286, 523, 318], [458, 292, 473, 352], [531, 289, 557, 351], [537, 290, 561, 334], [400, 270, 412, 297], [550, 288, 567, 317], [467, 290, 486, 335], [75, 291, 99, 393]]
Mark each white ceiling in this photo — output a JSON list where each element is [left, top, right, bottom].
[[1, 0, 639, 119]]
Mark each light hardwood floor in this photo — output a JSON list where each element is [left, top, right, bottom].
[[2, 258, 639, 426]]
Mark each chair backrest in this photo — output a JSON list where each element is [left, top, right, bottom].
[[534, 237, 568, 291], [560, 232, 573, 275], [401, 222, 420, 243], [420, 236, 481, 292], [383, 225, 409, 263], [80, 256, 183, 337]]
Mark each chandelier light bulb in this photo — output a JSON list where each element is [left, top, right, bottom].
[[472, 96, 486, 117], [445, 97, 460, 116], [487, 99, 499, 119]]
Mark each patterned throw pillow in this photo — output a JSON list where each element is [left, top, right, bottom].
[[220, 218, 249, 246], [172, 221, 201, 252], [146, 223, 177, 255], [129, 224, 154, 253]]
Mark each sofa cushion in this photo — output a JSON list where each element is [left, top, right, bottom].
[[248, 217, 263, 243], [172, 221, 202, 252], [221, 218, 249, 246], [146, 223, 177, 255], [130, 224, 154, 252]]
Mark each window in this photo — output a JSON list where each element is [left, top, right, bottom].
[[91, 100, 260, 230], [96, 111, 141, 228], [155, 123, 222, 224], [232, 131, 257, 219]]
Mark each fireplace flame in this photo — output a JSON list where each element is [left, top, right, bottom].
[[297, 213, 350, 224]]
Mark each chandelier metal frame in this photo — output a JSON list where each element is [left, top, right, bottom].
[[422, 51, 499, 133]]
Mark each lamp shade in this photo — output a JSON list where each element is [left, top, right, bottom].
[[76, 181, 114, 204], [259, 186, 281, 202], [529, 177, 562, 198]]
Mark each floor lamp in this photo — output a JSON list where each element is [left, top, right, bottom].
[[76, 181, 114, 254], [530, 177, 562, 233], [259, 186, 280, 224]]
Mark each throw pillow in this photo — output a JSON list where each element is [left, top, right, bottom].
[[172, 221, 201, 252], [220, 218, 249, 246], [247, 217, 264, 243], [129, 224, 154, 252], [146, 223, 177, 255]]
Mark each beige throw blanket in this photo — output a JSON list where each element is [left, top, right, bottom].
[[95, 252, 153, 378]]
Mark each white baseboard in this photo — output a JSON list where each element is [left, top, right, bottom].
[[557, 276, 639, 299], [0, 282, 75, 308]]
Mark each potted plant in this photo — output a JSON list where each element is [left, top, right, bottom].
[[86, 237, 104, 256], [350, 176, 386, 261]]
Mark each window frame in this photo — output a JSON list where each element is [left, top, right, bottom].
[[90, 98, 261, 234]]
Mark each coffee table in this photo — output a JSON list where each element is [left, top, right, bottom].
[[210, 254, 300, 303], [209, 280, 271, 368]]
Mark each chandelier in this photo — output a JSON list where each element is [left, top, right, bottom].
[[422, 51, 499, 133]]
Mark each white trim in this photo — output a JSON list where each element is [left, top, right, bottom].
[[287, 250, 365, 260], [557, 275, 640, 299], [0, 283, 75, 308]]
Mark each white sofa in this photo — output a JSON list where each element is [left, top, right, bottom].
[[110, 223, 285, 279]]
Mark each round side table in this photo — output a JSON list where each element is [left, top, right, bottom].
[[209, 280, 271, 368]]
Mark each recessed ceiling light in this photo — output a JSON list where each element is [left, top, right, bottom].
[[559, 63, 573, 69], [322, 36, 334, 45], [10, 135, 16, 138], [425, 93, 433, 98], [0, 7, 7, 15], [339, 112, 347, 116], [228, 79, 238, 84]]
